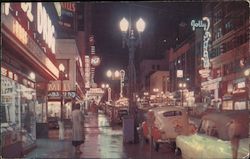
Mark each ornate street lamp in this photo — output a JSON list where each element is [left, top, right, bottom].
[[120, 17, 145, 144], [59, 63, 65, 121], [106, 69, 126, 99], [101, 83, 111, 103], [120, 17, 145, 115]]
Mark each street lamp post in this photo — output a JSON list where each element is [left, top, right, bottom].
[[101, 83, 111, 103], [120, 17, 145, 115], [59, 64, 65, 121], [106, 69, 126, 99], [120, 70, 125, 98], [179, 82, 186, 107]]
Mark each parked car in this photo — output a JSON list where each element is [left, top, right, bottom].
[[175, 110, 250, 159], [48, 117, 59, 129], [140, 106, 196, 152]]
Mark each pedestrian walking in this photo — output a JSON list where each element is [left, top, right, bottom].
[[72, 103, 85, 154]]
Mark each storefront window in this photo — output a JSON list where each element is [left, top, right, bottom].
[[1, 76, 36, 151], [48, 101, 72, 119], [234, 101, 246, 110], [222, 100, 233, 110]]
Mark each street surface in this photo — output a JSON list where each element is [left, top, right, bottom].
[[25, 111, 177, 159]]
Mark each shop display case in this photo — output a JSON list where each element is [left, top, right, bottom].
[[1, 76, 37, 157]]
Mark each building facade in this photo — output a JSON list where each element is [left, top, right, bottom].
[[47, 39, 84, 119], [202, 1, 249, 110], [168, 33, 201, 106], [149, 71, 170, 94], [1, 2, 60, 157], [138, 59, 168, 94]]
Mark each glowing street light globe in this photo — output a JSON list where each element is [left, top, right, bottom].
[[120, 17, 129, 32], [136, 18, 145, 32], [107, 70, 112, 78], [59, 63, 65, 72], [105, 84, 109, 88], [114, 70, 120, 78], [101, 84, 105, 88]]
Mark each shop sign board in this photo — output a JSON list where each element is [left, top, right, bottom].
[[48, 91, 76, 99], [177, 70, 183, 78], [85, 56, 91, 88], [58, 2, 76, 34], [1, 66, 35, 89]]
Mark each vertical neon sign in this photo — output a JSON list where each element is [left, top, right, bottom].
[[191, 17, 211, 78]]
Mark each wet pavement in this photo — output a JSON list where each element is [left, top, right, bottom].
[[25, 111, 176, 159]]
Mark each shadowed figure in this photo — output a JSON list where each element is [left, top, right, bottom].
[[72, 103, 84, 154]]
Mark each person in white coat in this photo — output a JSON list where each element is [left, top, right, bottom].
[[72, 103, 84, 154]]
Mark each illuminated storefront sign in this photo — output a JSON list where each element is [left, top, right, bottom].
[[48, 91, 76, 99], [191, 17, 211, 78], [1, 66, 34, 88], [85, 56, 91, 88], [89, 35, 100, 87], [58, 2, 75, 34], [48, 82, 73, 91], [13, 20, 28, 44], [91, 55, 101, 67], [3, 3, 56, 54], [176, 70, 183, 78]]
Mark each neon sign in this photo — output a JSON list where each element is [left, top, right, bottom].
[[191, 17, 211, 78], [13, 20, 28, 44], [85, 56, 91, 88], [3, 3, 56, 54]]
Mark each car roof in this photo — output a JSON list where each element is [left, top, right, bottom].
[[202, 110, 249, 124], [149, 106, 185, 113]]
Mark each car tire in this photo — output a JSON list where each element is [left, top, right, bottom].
[[175, 147, 182, 156], [153, 140, 159, 152]]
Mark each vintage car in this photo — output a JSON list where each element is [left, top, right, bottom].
[[140, 106, 196, 151], [175, 110, 250, 159]]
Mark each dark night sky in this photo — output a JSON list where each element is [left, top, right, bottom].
[[91, 2, 202, 85]]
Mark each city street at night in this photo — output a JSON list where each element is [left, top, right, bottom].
[[1, 1, 250, 159], [25, 111, 175, 159]]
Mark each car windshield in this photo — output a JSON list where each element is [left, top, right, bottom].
[[163, 111, 182, 117]]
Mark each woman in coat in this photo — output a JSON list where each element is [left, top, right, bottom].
[[72, 103, 84, 154]]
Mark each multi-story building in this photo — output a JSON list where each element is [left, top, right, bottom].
[[1, 2, 60, 157], [168, 32, 202, 106], [201, 1, 249, 110], [47, 2, 90, 120], [149, 71, 170, 94], [138, 59, 168, 94]]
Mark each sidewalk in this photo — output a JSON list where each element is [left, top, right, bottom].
[[25, 112, 176, 159]]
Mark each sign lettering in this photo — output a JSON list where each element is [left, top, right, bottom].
[[13, 20, 28, 44], [191, 17, 211, 78], [3, 3, 56, 54]]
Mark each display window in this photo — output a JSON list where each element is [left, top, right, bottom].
[[1, 76, 36, 152], [48, 101, 72, 119], [234, 101, 246, 110], [222, 100, 233, 110]]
